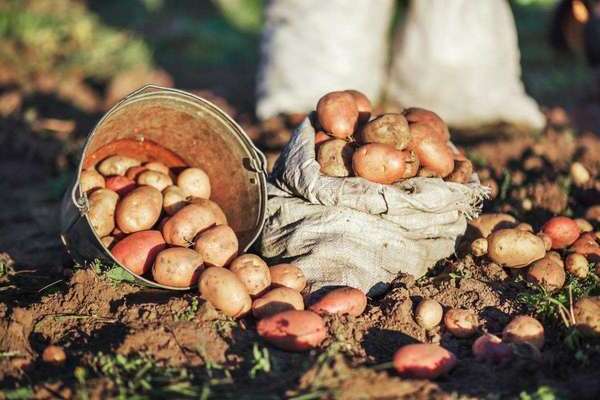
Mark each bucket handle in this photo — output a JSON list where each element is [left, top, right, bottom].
[[71, 184, 88, 214]]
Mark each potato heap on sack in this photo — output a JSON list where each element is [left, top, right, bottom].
[[314, 90, 472, 184]]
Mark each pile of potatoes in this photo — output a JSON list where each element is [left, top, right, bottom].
[[314, 90, 472, 184]]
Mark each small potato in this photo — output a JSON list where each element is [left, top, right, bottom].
[[194, 225, 238, 267], [526, 256, 566, 292], [574, 218, 593, 233], [541, 216, 580, 249], [87, 189, 119, 237], [502, 315, 544, 349], [309, 287, 367, 317], [143, 161, 170, 176], [189, 198, 228, 225], [162, 204, 216, 247], [538, 233, 553, 251], [229, 254, 271, 297], [317, 139, 354, 177], [152, 247, 204, 287], [80, 169, 105, 193], [443, 309, 479, 338], [269, 264, 307, 292], [137, 170, 173, 192], [101, 236, 116, 249], [516, 223, 534, 232], [252, 287, 304, 319], [111, 230, 167, 275], [470, 213, 517, 239], [352, 144, 415, 184], [97, 155, 141, 176], [472, 334, 513, 364], [446, 158, 473, 184], [163, 185, 188, 215], [345, 89, 372, 124], [199, 267, 251, 318], [115, 186, 163, 233], [570, 232, 600, 260], [105, 175, 136, 196], [471, 238, 488, 257], [546, 251, 564, 268], [357, 114, 411, 150], [315, 131, 331, 146], [257, 310, 326, 351], [125, 166, 147, 180], [412, 137, 454, 178], [42, 345, 66, 366], [487, 229, 546, 268], [316, 91, 359, 139], [177, 167, 211, 199], [403, 107, 450, 141], [573, 296, 600, 336], [415, 299, 443, 330], [393, 344, 457, 379], [565, 253, 589, 278]]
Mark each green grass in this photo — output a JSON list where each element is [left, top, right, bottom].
[[89, 259, 137, 285]]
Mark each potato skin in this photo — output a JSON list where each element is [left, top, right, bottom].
[[252, 287, 305, 319], [443, 308, 479, 338], [317, 139, 354, 177], [352, 144, 414, 184], [256, 310, 326, 351], [541, 216, 580, 249], [80, 169, 105, 193], [526, 256, 566, 292], [194, 225, 239, 267], [125, 166, 147, 180], [316, 91, 359, 139], [162, 204, 216, 247], [199, 267, 251, 318], [415, 299, 443, 330], [502, 315, 545, 349], [97, 155, 141, 176], [269, 264, 307, 292], [315, 131, 332, 146], [472, 334, 513, 364], [110, 230, 167, 275], [152, 247, 204, 287], [115, 186, 163, 234], [309, 287, 367, 317], [573, 296, 600, 336], [229, 254, 271, 297], [163, 185, 188, 215], [393, 344, 457, 379], [88, 189, 119, 237], [143, 161, 170, 176], [177, 167, 211, 199], [344, 89, 372, 124], [189, 198, 228, 225], [403, 107, 450, 141], [412, 137, 454, 178], [487, 229, 546, 268], [446, 158, 473, 183], [137, 170, 173, 192], [357, 114, 411, 150], [105, 175, 136, 196]]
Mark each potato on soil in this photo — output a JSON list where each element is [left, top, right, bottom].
[[472, 334, 513, 364], [541, 216, 580, 249], [252, 287, 304, 319], [194, 225, 238, 267], [111, 230, 167, 275], [115, 186, 163, 233], [469, 213, 517, 239], [163, 185, 188, 215], [393, 344, 457, 379], [526, 256, 566, 292], [177, 167, 211, 199], [415, 299, 443, 330], [357, 114, 411, 150], [565, 253, 589, 278], [87, 188, 119, 237], [317, 139, 354, 177], [137, 170, 173, 192], [344, 89, 372, 124], [412, 137, 454, 178], [97, 155, 141, 176], [443, 308, 479, 338], [152, 247, 204, 287], [162, 203, 216, 247], [256, 310, 326, 351], [143, 161, 170, 176], [502, 315, 544, 349], [352, 144, 416, 184], [446, 158, 473, 183], [125, 166, 147, 180], [199, 267, 251, 318], [573, 296, 600, 336], [569, 232, 600, 260], [189, 198, 228, 225], [403, 107, 450, 141], [316, 91, 359, 139], [486, 229, 546, 268], [42, 345, 66, 365], [105, 175, 136, 196], [309, 287, 367, 317], [471, 238, 488, 257], [269, 264, 307, 292], [229, 254, 271, 297], [80, 169, 105, 193]]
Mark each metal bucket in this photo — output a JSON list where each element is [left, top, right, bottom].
[[60, 85, 268, 290]]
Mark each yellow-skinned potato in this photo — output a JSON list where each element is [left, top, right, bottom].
[[97, 155, 141, 176], [317, 139, 354, 177], [194, 225, 239, 267], [229, 254, 271, 297], [177, 167, 211, 199], [143, 161, 170, 176], [189, 198, 228, 225], [269, 264, 307, 292], [162, 203, 216, 247], [88, 189, 119, 237], [152, 247, 204, 287], [357, 114, 411, 150], [199, 267, 251, 318], [137, 170, 173, 192], [163, 185, 188, 215], [252, 287, 305, 319], [487, 229, 546, 268], [115, 186, 163, 233], [470, 213, 517, 239], [526, 256, 566, 292], [352, 144, 415, 184], [317, 91, 359, 139], [573, 296, 600, 336], [502, 315, 544, 350], [80, 169, 105, 193]]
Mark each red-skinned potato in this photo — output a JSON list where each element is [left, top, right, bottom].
[[357, 114, 411, 150], [97, 155, 141, 176], [569, 232, 600, 261], [42, 345, 66, 366], [137, 170, 173, 192], [316, 91, 359, 139], [526, 256, 566, 292], [88, 189, 119, 237], [344, 89, 372, 124], [317, 139, 354, 177], [486, 229, 546, 268], [443, 308, 479, 338], [415, 299, 443, 330], [541, 216, 580, 249], [152, 247, 203, 287], [257, 310, 327, 351], [269, 264, 307, 292], [163, 185, 188, 215], [105, 175, 136, 196], [472, 334, 513, 364], [403, 108, 450, 141], [162, 204, 216, 247], [573, 296, 600, 336], [252, 287, 304, 319], [469, 213, 517, 239], [80, 169, 105, 193], [309, 287, 367, 317], [502, 315, 544, 349], [229, 254, 271, 297], [194, 225, 238, 267], [189, 198, 228, 226], [115, 186, 163, 233], [352, 144, 415, 184], [177, 167, 211, 199], [393, 344, 457, 379], [315, 131, 331, 146], [199, 267, 251, 318], [111, 230, 167, 275], [412, 137, 454, 178], [125, 166, 147, 180]]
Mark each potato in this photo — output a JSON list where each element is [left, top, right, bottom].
[[403, 107, 450, 141], [352, 144, 416, 184], [189, 198, 228, 225], [80, 169, 105, 193], [526, 256, 566, 292], [344, 89, 372, 124], [573, 296, 600, 336], [152, 247, 204, 287], [538, 233, 553, 251], [446, 158, 473, 184], [229, 254, 271, 297], [177, 167, 211, 199], [105, 175, 136, 196], [199, 267, 251, 318], [87, 188, 119, 237], [317, 139, 354, 177], [574, 218, 593, 233], [101, 236, 116, 249], [502, 315, 544, 350], [471, 238, 488, 257], [393, 344, 457, 379], [357, 114, 411, 150], [194, 225, 238, 267], [487, 229, 546, 268], [570, 232, 600, 259], [269, 264, 307, 292], [472, 334, 513, 364], [163, 185, 188, 215], [256, 310, 326, 351], [97, 155, 141, 176], [412, 137, 454, 178], [143, 161, 170, 176], [42, 345, 66, 366], [252, 287, 304, 319], [115, 186, 163, 233], [315, 131, 331, 146], [516, 223, 534, 232], [137, 170, 173, 192], [443, 308, 479, 338], [309, 287, 367, 317], [415, 299, 443, 330], [541, 216, 580, 249], [162, 204, 216, 247], [565, 253, 589, 279], [111, 230, 167, 275], [546, 251, 564, 268], [316, 91, 359, 139], [125, 166, 147, 180], [470, 214, 518, 239]]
